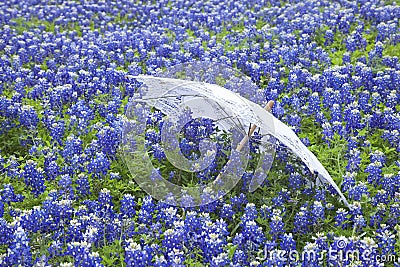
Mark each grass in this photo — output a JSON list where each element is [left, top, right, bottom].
[[2, 2, 400, 266]]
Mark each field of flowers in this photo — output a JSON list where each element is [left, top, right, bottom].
[[0, 0, 400, 266]]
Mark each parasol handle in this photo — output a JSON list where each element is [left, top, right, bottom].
[[235, 100, 274, 152], [213, 100, 274, 186]]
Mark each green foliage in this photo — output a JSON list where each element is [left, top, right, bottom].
[[383, 42, 400, 57], [96, 240, 125, 266], [3, 3, 400, 266]]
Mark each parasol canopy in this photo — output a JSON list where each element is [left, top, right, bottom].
[[121, 73, 349, 208]]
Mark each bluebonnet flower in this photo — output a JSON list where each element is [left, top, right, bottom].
[[44, 152, 59, 181], [219, 203, 234, 221], [83, 139, 100, 158], [230, 193, 248, 212], [241, 203, 258, 222], [280, 233, 296, 252], [62, 135, 83, 160], [361, 239, 381, 266], [20, 160, 46, 197], [271, 101, 285, 119], [272, 189, 290, 207], [313, 189, 326, 203], [157, 206, 179, 228], [348, 182, 369, 201], [376, 227, 396, 256], [75, 173, 91, 197], [0, 200, 3, 217], [294, 207, 310, 234], [345, 30, 367, 52], [308, 92, 320, 114], [357, 89, 371, 112], [119, 194, 136, 219], [302, 243, 321, 267], [344, 102, 362, 131], [316, 111, 327, 125], [353, 215, 366, 232], [0, 218, 13, 245], [124, 240, 152, 267], [372, 189, 390, 206], [96, 125, 120, 157], [65, 241, 104, 267], [370, 150, 386, 164], [346, 149, 361, 172], [0, 155, 4, 173], [1, 226, 32, 267], [203, 222, 228, 263], [67, 100, 95, 132], [330, 104, 342, 123], [386, 90, 398, 108], [365, 161, 383, 186], [66, 217, 87, 243], [312, 232, 329, 252], [322, 122, 334, 144], [19, 105, 39, 128], [327, 236, 353, 266], [162, 226, 186, 254], [349, 202, 363, 218], [371, 92, 381, 108], [288, 172, 305, 191], [259, 205, 272, 220], [58, 174, 74, 198], [324, 30, 334, 46], [382, 130, 400, 153], [48, 119, 65, 145], [311, 201, 324, 222], [138, 196, 155, 225], [211, 252, 230, 266], [270, 214, 285, 239], [342, 52, 351, 64], [59, 174, 72, 189], [286, 113, 301, 134], [341, 172, 356, 192], [166, 247, 185, 266], [381, 173, 400, 198], [369, 203, 386, 228], [1, 184, 23, 204], [97, 188, 115, 221], [48, 240, 63, 259], [87, 152, 110, 177]]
